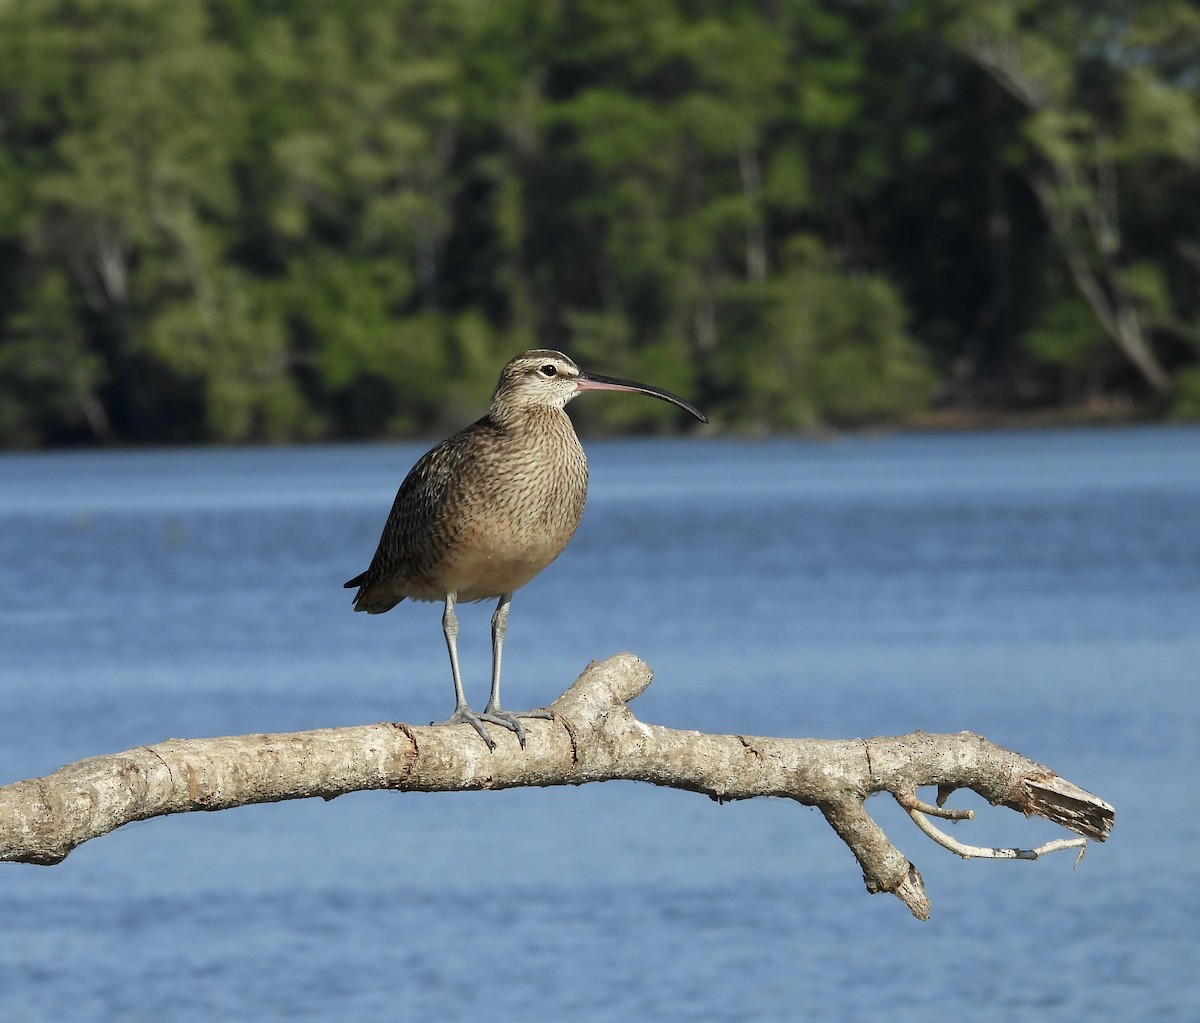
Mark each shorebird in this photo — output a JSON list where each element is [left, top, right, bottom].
[[345, 349, 707, 749]]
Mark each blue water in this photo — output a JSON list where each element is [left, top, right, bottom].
[[1, 426, 1197, 1022]]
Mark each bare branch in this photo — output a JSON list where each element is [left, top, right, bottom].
[[895, 788, 974, 820], [0, 655, 1115, 918], [902, 799, 1088, 862]]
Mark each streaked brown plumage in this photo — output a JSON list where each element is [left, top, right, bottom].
[[345, 349, 707, 749]]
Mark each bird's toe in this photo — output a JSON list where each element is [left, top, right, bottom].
[[479, 708, 528, 748], [437, 706, 498, 751]]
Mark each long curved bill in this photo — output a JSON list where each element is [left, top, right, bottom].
[[576, 371, 708, 423]]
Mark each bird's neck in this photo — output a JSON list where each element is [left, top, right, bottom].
[[490, 401, 573, 435]]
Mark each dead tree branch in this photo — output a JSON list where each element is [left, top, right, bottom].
[[0, 654, 1114, 919]]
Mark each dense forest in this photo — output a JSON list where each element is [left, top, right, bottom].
[[0, 0, 1198, 445]]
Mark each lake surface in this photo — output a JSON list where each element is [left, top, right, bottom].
[[1, 426, 1197, 1022]]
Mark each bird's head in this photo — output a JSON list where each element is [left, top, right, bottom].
[[491, 350, 707, 424]]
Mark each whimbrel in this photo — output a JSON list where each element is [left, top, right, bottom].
[[345, 350, 707, 749]]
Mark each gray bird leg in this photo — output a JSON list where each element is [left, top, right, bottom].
[[480, 593, 553, 748], [437, 593, 498, 750], [488, 593, 512, 708]]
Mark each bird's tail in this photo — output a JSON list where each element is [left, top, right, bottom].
[[344, 571, 405, 614]]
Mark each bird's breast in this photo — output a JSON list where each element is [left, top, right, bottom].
[[436, 412, 589, 602]]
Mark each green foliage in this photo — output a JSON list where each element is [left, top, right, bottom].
[[1169, 367, 1200, 420], [1, 0, 1198, 446], [1021, 298, 1120, 404], [717, 239, 933, 429], [0, 270, 109, 444], [1024, 299, 1108, 368]]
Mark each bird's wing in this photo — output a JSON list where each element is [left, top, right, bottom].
[[346, 418, 496, 611]]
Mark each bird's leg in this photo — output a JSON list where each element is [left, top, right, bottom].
[[487, 593, 511, 709], [437, 593, 497, 750], [480, 593, 553, 749]]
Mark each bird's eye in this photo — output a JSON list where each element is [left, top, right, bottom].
[[539, 364, 556, 377]]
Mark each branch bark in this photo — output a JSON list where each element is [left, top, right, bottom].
[[0, 654, 1114, 919]]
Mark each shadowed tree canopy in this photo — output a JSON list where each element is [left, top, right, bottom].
[[0, 0, 1198, 446]]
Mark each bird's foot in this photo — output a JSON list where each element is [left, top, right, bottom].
[[438, 705, 499, 751], [436, 705, 552, 750], [480, 704, 555, 750]]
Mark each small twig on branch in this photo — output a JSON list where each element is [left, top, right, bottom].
[[894, 789, 974, 820], [895, 786, 1088, 862], [901, 796, 1088, 863], [0, 654, 1115, 919]]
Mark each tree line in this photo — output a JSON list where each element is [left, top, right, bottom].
[[1, 0, 1197, 446]]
